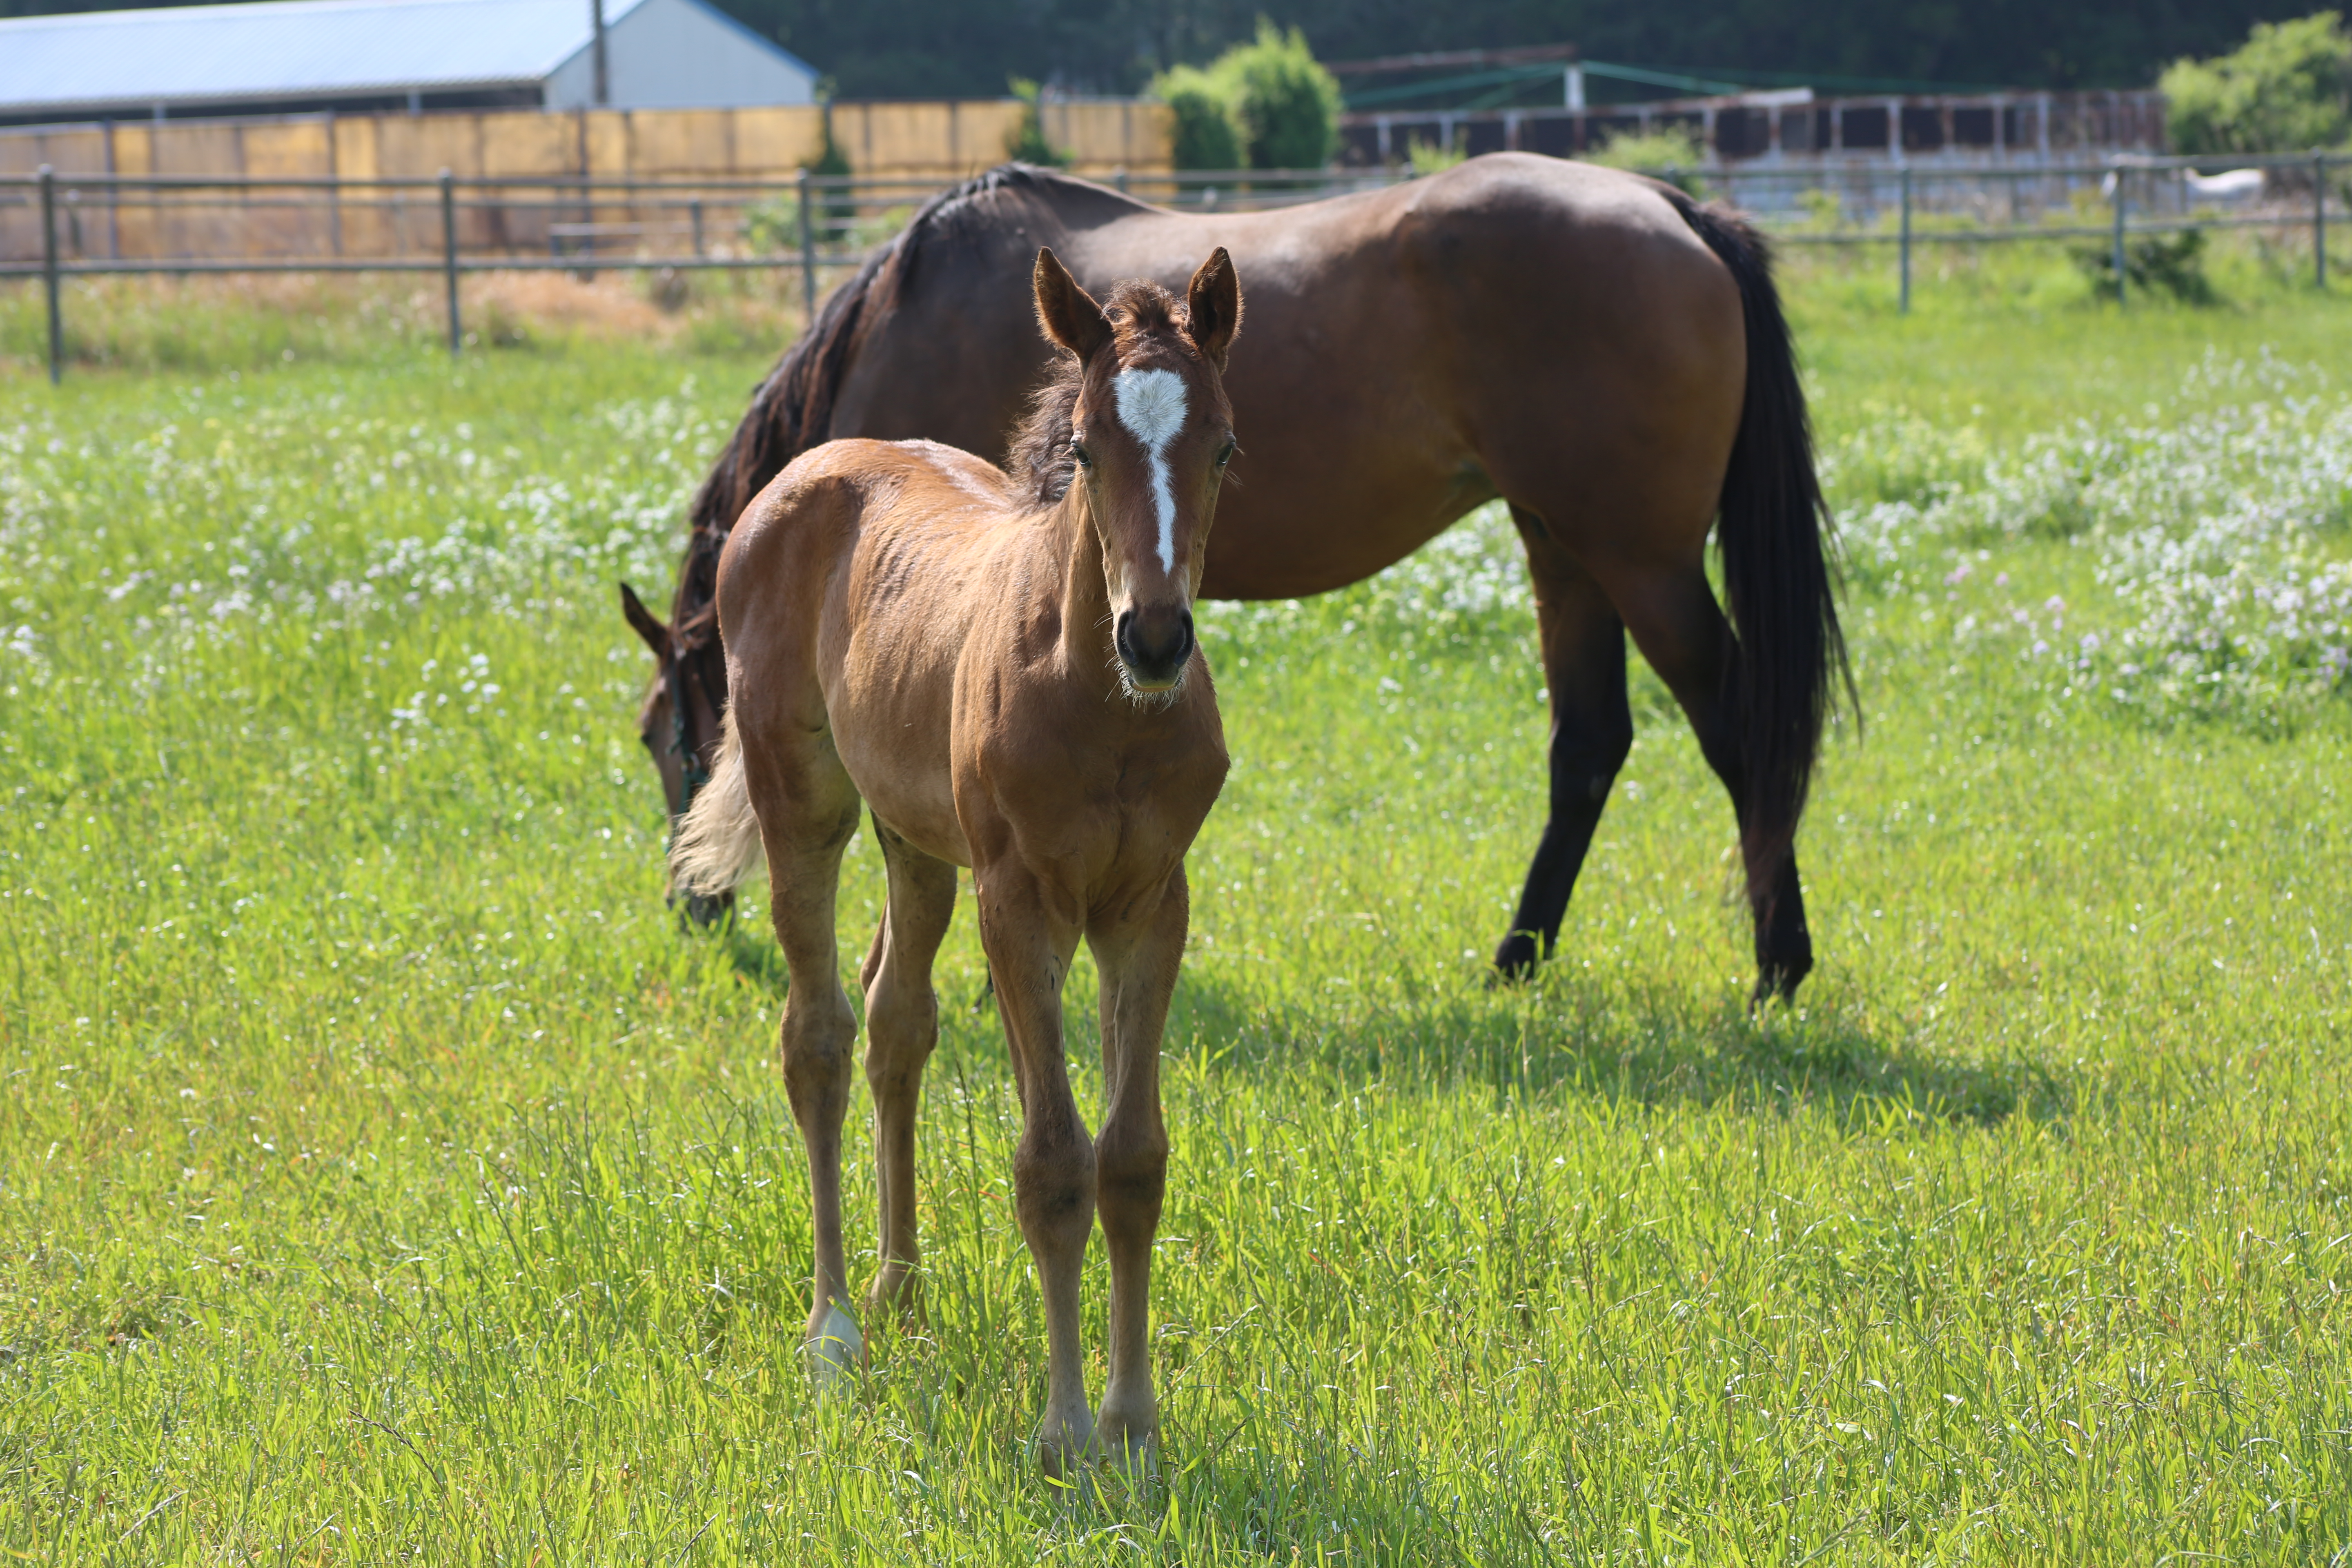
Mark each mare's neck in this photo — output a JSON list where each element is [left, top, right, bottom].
[[1051, 489, 1121, 701]]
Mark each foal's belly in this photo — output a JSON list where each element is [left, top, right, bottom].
[[826, 688, 971, 868]]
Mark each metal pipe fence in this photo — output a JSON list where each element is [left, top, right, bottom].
[[3, 152, 2341, 383]]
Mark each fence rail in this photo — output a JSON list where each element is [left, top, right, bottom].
[[5, 152, 2342, 383]]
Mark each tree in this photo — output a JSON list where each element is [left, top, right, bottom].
[[2160, 11, 2352, 154]]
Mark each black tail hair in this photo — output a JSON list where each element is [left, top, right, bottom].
[[1664, 189, 1853, 903]]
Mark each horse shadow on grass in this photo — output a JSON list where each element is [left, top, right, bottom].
[[699, 905, 2065, 1129], [1160, 966, 2071, 1130]]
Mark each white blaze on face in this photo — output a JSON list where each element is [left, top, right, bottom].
[[1113, 366, 1187, 575]]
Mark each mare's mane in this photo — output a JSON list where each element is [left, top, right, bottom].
[[1007, 279, 1193, 508], [671, 164, 1147, 622]]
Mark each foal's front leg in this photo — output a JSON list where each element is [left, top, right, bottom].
[[974, 857, 1096, 1477], [1089, 866, 1186, 1473]]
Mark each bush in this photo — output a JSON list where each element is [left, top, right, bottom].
[[2160, 11, 2352, 156], [2070, 227, 2220, 303], [1005, 78, 1071, 168], [1153, 22, 1341, 172], [1583, 125, 1709, 195], [1153, 65, 1245, 171], [1407, 135, 1466, 177], [1216, 21, 1343, 170]]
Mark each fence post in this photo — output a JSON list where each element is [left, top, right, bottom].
[[38, 165, 63, 385], [2111, 167, 2127, 307], [439, 169, 461, 355], [2316, 151, 2328, 291], [1898, 167, 1912, 314], [690, 196, 704, 258], [798, 167, 815, 323]]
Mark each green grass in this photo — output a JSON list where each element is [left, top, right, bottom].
[[2, 263, 2351, 1563]]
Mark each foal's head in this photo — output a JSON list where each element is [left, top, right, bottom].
[[1030, 246, 1242, 697]]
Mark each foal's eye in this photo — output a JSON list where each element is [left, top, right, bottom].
[[1215, 440, 1236, 468], [1070, 441, 1093, 468]]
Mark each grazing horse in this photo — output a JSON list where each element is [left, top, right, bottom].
[[667, 247, 1243, 1473], [626, 153, 1848, 1001]]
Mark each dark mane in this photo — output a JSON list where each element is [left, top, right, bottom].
[[670, 163, 1145, 625], [1008, 279, 1191, 508]]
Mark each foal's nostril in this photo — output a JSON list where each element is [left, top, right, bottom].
[[1116, 604, 1192, 683]]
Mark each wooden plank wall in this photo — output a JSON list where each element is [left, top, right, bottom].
[[0, 100, 1174, 263]]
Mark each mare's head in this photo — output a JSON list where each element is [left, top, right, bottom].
[[1028, 245, 1241, 697], [620, 580, 733, 922]]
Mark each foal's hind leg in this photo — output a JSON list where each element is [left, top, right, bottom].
[[862, 819, 957, 1322], [1494, 507, 1634, 979], [740, 732, 869, 1381], [1607, 563, 1813, 1001]]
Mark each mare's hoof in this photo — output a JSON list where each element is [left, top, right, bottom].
[[673, 889, 735, 931], [805, 1302, 865, 1394], [1748, 960, 1809, 1009], [1489, 932, 1540, 987]]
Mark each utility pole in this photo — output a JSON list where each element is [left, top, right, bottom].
[[592, 0, 609, 106]]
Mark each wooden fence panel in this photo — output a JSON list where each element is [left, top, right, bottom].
[[0, 98, 1177, 264]]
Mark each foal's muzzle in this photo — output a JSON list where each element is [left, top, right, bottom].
[[1115, 604, 1194, 691]]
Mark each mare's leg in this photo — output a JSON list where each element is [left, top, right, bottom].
[[1494, 506, 1634, 979], [973, 856, 1095, 1476], [1606, 562, 1812, 1001], [1087, 866, 1186, 1473], [863, 820, 957, 1320], [741, 732, 868, 1381]]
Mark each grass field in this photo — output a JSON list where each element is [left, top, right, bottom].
[[3, 239, 2352, 1562]]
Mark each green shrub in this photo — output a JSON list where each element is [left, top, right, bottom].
[[1152, 64, 1245, 170], [1215, 21, 1343, 170], [2160, 11, 2352, 155], [1005, 78, 1071, 168], [2070, 227, 2220, 304], [1406, 134, 1466, 177], [1153, 21, 1340, 172], [1583, 125, 1709, 195]]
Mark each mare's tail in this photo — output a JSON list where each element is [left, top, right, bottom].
[[669, 707, 764, 899], [1664, 190, 1853, 902]]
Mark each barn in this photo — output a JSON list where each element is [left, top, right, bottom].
[[0, 0, 820, 128]]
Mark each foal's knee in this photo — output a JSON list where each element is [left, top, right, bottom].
[[1013, 1120, 1097, 1247], [1095, 1119, 1168, 1245], [780, 986, 858, 1119], [863, 982, 938, 1092]]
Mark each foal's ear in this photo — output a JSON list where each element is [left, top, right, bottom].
[[1185, 247, 1242, 370], [619, 581, 670, 658], [1033, 246, 1111, 361]]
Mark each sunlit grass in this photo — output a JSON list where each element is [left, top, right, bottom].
[[2, 270, 2350, 1562]]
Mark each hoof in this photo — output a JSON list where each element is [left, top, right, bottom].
[[1094, 1413, 1158, 1480], [1033, 1410, 1096, 1481], [806, 1301, 865, 1393], [1749, 953, 1811, 1009], [671, 888, 735, 931], [1489, 931, 1540, 986], [865, 1265, 923, 1326]]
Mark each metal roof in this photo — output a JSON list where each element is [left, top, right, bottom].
[[0, 0, 745, 116]]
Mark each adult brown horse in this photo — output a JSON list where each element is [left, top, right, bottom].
[[623, 152, 1847, 1001], [670, 248, 1243, 1474]]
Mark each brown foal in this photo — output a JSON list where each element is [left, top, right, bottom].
[[669, 247, 1243, 1474]]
